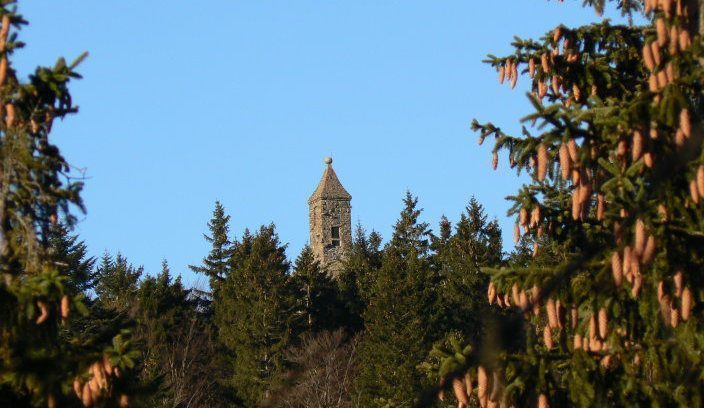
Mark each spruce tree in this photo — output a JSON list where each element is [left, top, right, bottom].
[[337, 223, 383, 332], [430, 1, 704, 406], [216, 224, 291, 406], [288, 245, 343, 336], [0, 2, 136, 405], [355, 192, 441, 406], [47, 223, 96, 295], [190, 201, 233, 295], [433, 198, 504, 344], [95, 252, 143, 315]]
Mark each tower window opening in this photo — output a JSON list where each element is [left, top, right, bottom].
[[331, 226, 340, 247]]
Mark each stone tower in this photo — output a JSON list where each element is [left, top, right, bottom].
[[308, 157, 352, 276]]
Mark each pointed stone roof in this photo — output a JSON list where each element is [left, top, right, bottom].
[[309, 157, 351, 203]]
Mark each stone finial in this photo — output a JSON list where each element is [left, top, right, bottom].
[[324, 156, 333, 165]]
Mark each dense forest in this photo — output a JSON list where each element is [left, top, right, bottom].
[[3, 0, 704, 406]]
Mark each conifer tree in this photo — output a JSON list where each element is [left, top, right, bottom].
[[430, 1, 704, 406], [132, 260, 222, 407], [190, 201, 233, 294], [95, 252, 143, 315], [337, 223, 383, 332], [216, 224, 291, 406], [47, 223, 96, 295], [0, 2, 136, 405], [288, 245, 343, 336], [433, 198, 504, 343], [355, 192, 441, 406]]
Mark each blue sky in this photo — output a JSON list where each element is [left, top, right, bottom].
[[15, 1, 626, 286]]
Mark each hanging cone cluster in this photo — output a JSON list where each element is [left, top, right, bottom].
[[459, 0, 704, 406], [72, 355, 126, 407]]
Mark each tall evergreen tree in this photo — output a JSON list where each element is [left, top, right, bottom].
[[337, 223, 383, 332], [47, 223, 97, 295], [216, 224, 291, 406], [433, 198, 504, 342], [288, 245, 343, 336], [431, 1, 704, 406], [95, 252, 143, 314], [355, 192, 441, 406], [0, 2, 136, 405], [190, 200, 233, 295]]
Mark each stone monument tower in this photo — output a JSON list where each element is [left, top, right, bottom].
[[308, 157, 352, 276]]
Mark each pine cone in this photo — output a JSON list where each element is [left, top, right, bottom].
[[598, 307, 608, 339], [558, 143, 570, 180], [697, 166, 704, 198], [556, 300, 565, 329], [674, 271, 684, 297], [464, 370, 473, 399], [657, 280, 666, 302], [573, 334, 582, 351], [452, 377, 470, 405], [690, 180, 700, 204], [589, 314, 597, 341], [512, 283, 521, 306], [36, 301, 49, 325], [572, 83, 581, 101], [567, 139, 578, 162], [489, 371, 502, 402], [529, 58, 536, 78], [537, 144, 548, 181], [597, 193, 605, 221], [519, 208, 528, 227], [519, 290, 529, 311], [669, 25, 679, 54], [634, 219, 646, 256], [680, 108, 691, 137], [60, 295, 70, 320], [660, 294, 672, 325], [643, 43, 655, 71], [538, 393, 549, 408], [81, 383, 93, 407], [553, 26, 563, 43], [477, 366, 489, 400], [611, 251, 623, 287], [644, 152, 654, 168], [541, 53, 550, 73], [543, 325, 553, 349], [623, 246, 632, 278], [681, 287, 693, 321], [488, 282, 497, 304], [632, 131, 643, 162], [103, 354, 113, 375], [642, 235, 656, 264], [631, 273, 642, 299], [671, 305, 680, 328], [657, 70, 668, 88], [651, 41, 662, 66], [546, 298, 558, 329], [679, 29, 691, 50], [648, 74, 658, 92], [676, 128, 685, 147], [656, 18, 667, 46], [73, 378, 82, 399], [617, 138, 628, 157]]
